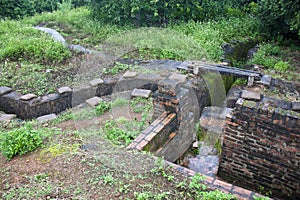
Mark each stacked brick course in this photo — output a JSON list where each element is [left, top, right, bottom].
[[218, 98, 300, 199]]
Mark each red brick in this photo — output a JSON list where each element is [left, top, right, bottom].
[[169, 132, 176, 139], [136, 140, 149, 150], [232, 186, 252, 197], [153, 124, 164, 133], [144, 132, 157, 141]]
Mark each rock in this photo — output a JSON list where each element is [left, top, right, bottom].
[[241, 90, 261, 101], [0, 86, 12, 95], [168, 73, 187, 83], [123, 71, 137, 78], [85, 96, 103, 107], [58, 87, 72, 94], [131, 89, 152, 98], [37, 114, 57, 123], [0, 114, 16, 122], [89, 78, 104, 87], [193, 141, 199, 148], [292, 102, 300, 111], [20, 93, 37, 101]]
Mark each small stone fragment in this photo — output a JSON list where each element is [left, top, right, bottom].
[[168, 73, 187, 83], [20, 93, 37, 100], [37, 114, 57, 123], [292, 102, 300, 111], [131, 89, 152, 98], [241, 90, 261, 101], [0, 86, 12, 95], [58, 87, 72, 94], [89, 78, 104, 87], [85, 96, 103, 107], [123, 71, 137, 78], [0, 114, 17, 122], [193, 141, 198, 148]]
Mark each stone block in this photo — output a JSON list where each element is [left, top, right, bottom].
[[20, 93, 37, 101], [37, 114, 57, 123], [131, 89, 152, 98], [0, 86, 12, 95], [58, 86, 72, 94], [0, 114, 16, 122], [85, 96, 103, 107], [292, 102, 300, 111], [241, 90, 261, 101], [89, 78, 104, 87], [261, 75, 272, 86], [168, 73, 187, 83], [123, 71, 137, 78]]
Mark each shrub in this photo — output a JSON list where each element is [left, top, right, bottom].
[[257, 0, 300, 37], [0, 123, 43, 160], [90, 0, 246, 26], [274, 60, 289, 72], [0, 0, 34, 20]]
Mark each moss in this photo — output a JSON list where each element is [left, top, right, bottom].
[[39, 144, 80, 163], [243, 100, 257, 108]]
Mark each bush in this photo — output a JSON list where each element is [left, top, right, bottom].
[[0, 123, 43, 160], [90, 0, 246, 26], [257, 0, 300, 37], [0, 0, 34, 19], [0, 0, 89, 19]]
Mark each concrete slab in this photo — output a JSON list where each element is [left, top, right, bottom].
[[89, 78, 104, 87], [58, 86, 72, 94], [241, 90, 261, 101], [168, 73, 187, 83], [123, 71, 137, 78], [85, 96, 103, 107], [20, 93, 37, 100], [0, 86, 12, 95], [37, 114, 57, 123], [131, 89, 152, 98], [0, 114, 16, 122], [261, 75, 272, 86]]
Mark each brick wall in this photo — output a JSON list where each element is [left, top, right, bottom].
[[218, 98, 300, 199]]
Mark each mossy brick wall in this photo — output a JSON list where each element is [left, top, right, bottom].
[[218, 98, 300, 199]]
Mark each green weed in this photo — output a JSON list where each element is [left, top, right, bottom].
[[0, 123, 43, 160], [95, 101, 111, 115]]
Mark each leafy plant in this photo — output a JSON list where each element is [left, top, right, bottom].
[[103, 62, 132, 75], [103, 119, 138, 146], [274, 60, 289, 72], [0, 123, 43, 160], [95, 101, 111, 115]]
